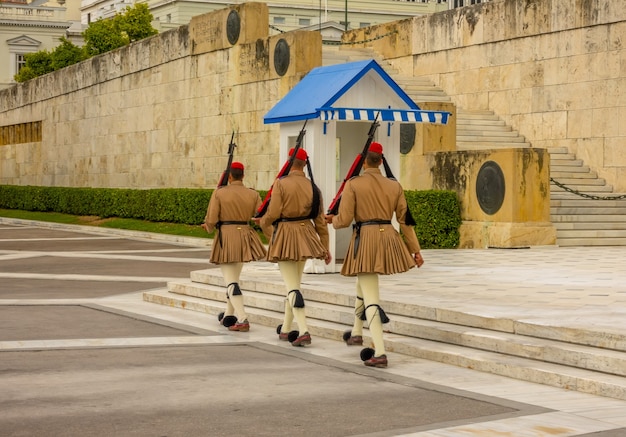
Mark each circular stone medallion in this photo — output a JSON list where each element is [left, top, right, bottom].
[[226, 10, 241, 45], [274, 39, 290, 76], [476, 161, 505, 215]]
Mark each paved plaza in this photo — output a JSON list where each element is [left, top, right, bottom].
[[1, 217, 626, 436]]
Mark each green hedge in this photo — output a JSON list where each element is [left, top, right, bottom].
[[0, 185, 461, 248], [0, 185, 213, 225], [405, 190, 461, 249]]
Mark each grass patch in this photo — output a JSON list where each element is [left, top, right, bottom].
[[0, 209, 211, 239], [99, 218, 211, 238]]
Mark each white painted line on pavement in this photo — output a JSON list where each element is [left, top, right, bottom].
[[0, 335, 245, 350], [0, 273, 183, 282], [1, 237, 121, 242]]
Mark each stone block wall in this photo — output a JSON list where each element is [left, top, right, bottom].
[[0, 2, 322, 191]]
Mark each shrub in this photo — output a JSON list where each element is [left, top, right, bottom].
[[0, 185, 461, 248]]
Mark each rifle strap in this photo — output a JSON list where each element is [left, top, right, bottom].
[[381, 156, 417, 227], [305, 158, 320, 220]]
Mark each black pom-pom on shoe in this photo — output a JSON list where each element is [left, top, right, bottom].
[[222, 315, 238, 327], [287, 330, 300, 343], [342, 330, 352, 342], [360, 347, 375, 361]]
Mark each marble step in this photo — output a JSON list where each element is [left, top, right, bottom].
[[457, 123, 509, 131], [550, 154, 579, 162], [143, 285, 626, 400], [551, 200, 626, 207], [551, 214, 626, 222], [551, 171, 598, 179], [183, 270, 626, 351], [555, 229, 626, 238], [457, 142, 532, 149], [556, 237, 626, 246], [553, 222, 626, 230], [161, 274, 626, 355], [551, 184, 614, 193], [550, 192, 624, 200], [551, 207, 626, 215], [457, 129, 519, 137], [551, 177, 606, 186]]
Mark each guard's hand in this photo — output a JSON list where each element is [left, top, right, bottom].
[[252, 217, 261, 225], [324, 214, 334, 225], [324, 251, 332, 265], [201, 223, 209, 233], [414, 252, 424, 268]]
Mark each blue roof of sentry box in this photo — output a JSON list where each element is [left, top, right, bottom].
[[263, 59, 450, 125]]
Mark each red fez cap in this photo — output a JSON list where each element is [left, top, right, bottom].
[[369, 142, 383, 154], [231, 162, 244, 171], [289, 147, 308, 161]]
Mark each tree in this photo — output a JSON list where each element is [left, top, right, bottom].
[[14, 3, 159, 82], [14, 50, 53, 82], [14, 38, 85, 82], [82, 17, 129, 57], [83, 4, 157, 56], [50, 37, 86, 71], [116, 3, 158, 42]]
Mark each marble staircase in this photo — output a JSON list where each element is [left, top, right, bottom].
[[143, 269, 626, 400], [549, 147, 626, 246]]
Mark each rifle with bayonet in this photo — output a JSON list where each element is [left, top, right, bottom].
[[217, 131, 237, 188], [255, 120, 307, 218]]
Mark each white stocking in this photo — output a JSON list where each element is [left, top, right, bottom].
[[351, 277, 365, 337], [220, 263, 245, 321], [358, 273, 386, 357], [278, 261, 308, 333]]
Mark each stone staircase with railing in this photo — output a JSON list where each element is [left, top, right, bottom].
[[549, 147, 626, 246], [322, 45, 626, 247]]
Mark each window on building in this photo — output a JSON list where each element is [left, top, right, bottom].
[[299, 18, 310, 26], [166, 13, 171, 23], [16, 54, 26, 74], [274, 16, 285, 24], [359, 22, 371, 28]]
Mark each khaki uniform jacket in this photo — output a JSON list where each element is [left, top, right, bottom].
[[332, 167, 420, 276], [204, 181, 267, 264], [260, 170, 329, 262]]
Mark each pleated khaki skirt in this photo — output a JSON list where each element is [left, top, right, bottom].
[[210, 225, 267, 264], [266, 220, 327, 262], [340, 223, 416, 277]]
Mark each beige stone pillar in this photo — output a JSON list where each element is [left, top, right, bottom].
[[414, 148, 556, 248]]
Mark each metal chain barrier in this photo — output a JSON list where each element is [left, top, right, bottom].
[[550, 177, 626, 200], [268, 25, 397, 46]]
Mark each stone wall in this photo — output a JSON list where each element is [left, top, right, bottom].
[[2, 0, 625, 195], [0, 2, 321, 190], [346, 0, 626, 191]]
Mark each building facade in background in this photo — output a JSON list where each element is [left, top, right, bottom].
[[0, 0, 82, 89]]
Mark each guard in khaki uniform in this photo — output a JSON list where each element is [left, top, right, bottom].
[[203, 162, 267, 332], [256, 148, 331, 347], [326, 142, 423, 368]]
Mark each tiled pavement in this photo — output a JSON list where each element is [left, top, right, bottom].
[[1, 217, 626, 436]]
